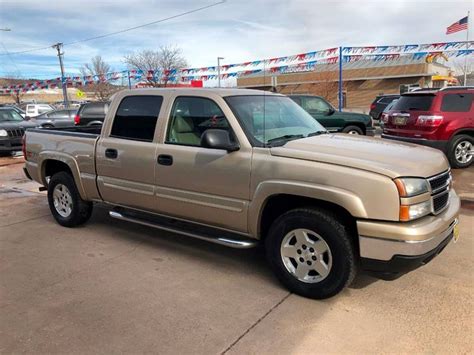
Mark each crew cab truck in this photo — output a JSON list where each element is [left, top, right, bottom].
[[23, 89, 460, 299]]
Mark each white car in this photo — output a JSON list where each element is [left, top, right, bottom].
[[25, 104, 54, 118]]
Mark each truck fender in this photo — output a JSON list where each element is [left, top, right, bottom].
[[38, 151, 88, 200], [248, 180, 367, 238]]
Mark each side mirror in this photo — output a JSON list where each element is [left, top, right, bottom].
[[327, 107, 336, 116], [201, 129, 240, 152]]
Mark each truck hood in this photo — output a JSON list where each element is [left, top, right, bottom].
[[270, 134, 449, 178]]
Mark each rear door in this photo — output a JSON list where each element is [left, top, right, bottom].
[[96, 95, 163, 211]]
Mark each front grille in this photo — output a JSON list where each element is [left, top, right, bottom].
[[433, 191, 449, 213], [428, 170, 451, 214], [6, 128, 25, 138]]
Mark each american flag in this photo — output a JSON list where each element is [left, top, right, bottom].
[[446, 16, 468, 34]]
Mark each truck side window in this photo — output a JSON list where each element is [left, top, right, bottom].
[[110, 96, 163, 142], [166, 96, 231, 147], [441, 94, 473, 112], [303, 97, 331, 113]]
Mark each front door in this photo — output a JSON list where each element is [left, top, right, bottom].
[[96, 95, 164, 212], [154, 95, 252, 233]]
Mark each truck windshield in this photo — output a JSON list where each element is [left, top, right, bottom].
[[393, 95, 434, 111], [0, 109, 24, 122], [225, 95, 326, 146]]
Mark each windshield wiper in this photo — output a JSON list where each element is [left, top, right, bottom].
[[267, 134, 305, 144], [307, 130, 328, 137]]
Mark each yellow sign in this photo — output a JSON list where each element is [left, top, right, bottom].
[[76, 89, 85, 98]]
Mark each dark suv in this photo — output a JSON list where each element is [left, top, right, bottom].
[[289, 95, 374, 135], [0, 107, 37, 154], [369, 94, 400, 120], [382, 87, 473, 168], [74, 102, 108, 126]]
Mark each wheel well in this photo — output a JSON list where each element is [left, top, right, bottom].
[[43, 160, 72, 180], [259, 194, 358, 247], [451, 130, 474, 140], [344, 123, 366, 134]]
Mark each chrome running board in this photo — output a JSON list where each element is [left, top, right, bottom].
[[109, 209, 257, 249]]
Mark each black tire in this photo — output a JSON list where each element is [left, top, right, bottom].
[[342, 125, 363, 135], [265, 208, 357, 299], [447, 134, 473, 169], [47, 171, 93, 227]]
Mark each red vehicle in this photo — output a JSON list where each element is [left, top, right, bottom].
[[382, 87, 473, 168]]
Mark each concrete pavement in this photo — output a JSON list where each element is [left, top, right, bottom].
[[0, 157, 473, 354]]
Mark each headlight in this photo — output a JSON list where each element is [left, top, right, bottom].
[[394, 178, 429, 197], [0, 129, 8, 137], [399, 200, 432, 221]]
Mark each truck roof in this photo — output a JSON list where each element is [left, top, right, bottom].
[[122, 88, 283, 97]]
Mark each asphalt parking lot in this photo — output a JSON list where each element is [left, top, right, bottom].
[[0, 154, 473, 354]]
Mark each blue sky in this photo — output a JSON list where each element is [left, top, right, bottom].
[[0, 0, 472, 79]]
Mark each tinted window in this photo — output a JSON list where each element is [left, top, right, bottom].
[[379, 97, 397, 104], [111, 96, 162, 142], [82, 103, 107, 115], [166, 97, 230, 147], [290, 96, 302, 105], [393, 95, 434, 111], [441, 93, 473, 112]]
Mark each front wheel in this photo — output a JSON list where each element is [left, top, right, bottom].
[[448, 135, 473, 169], [265, 208, 357, 299], [47, 172, 93, 227], [342, 125, 363, 135]]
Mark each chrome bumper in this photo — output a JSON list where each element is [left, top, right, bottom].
[[358, 190, 460, 261]]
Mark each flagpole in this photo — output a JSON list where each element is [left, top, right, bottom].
[[464, 11, 470, 86]]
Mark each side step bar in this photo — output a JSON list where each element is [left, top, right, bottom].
[[109, 209, 258, 249]]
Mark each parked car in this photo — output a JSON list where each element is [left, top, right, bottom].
[[0, 107, 37, 154], [369, 94, 400, 120], [379, 99, 399, 129], [382, 87, 473, 168], [25, 104, 54, 119], [74, 102, 108, 126], [289, 95, 375, 135], [32, 108, 78, 128], [24, 88, 460, 299], [0, 104, 26, 118]]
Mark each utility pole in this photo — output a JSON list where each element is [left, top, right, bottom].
[[52, 43, 69, 108], [217, 56, 224, 88]]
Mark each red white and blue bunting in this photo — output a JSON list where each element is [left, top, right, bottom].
[[1, 41, 473, 94]]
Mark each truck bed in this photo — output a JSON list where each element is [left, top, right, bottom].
[[29, 125, 102, 138]]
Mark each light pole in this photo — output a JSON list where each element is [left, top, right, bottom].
[[217, 56, 224, 88], [52, 42, 69, 108]]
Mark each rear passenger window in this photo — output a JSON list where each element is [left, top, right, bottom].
[[441, 93, 473, 112], [111, 96, 163, 142]]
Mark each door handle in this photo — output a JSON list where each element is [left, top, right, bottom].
[[105, 148, 118, 159], [157, 154, 173, 166]]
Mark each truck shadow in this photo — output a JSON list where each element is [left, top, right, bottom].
[[90, 205, 381, 293]]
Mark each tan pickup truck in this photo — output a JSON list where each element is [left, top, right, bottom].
[[23, 88, 460, 299]]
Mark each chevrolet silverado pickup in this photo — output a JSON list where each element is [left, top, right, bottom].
[[23, 89, 460, 299]]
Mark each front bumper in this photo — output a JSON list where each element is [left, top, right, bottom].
[[381, 134, 448, 153], [358, 190, 460, 278], [365, 127, 376, 136], [0, 137, 22, 152]]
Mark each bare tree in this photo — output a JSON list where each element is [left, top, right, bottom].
[[124, 45, 188, 87], [0, 73, 25, 104], [451, 58, 473, 85], [80, 56, 117, 101]]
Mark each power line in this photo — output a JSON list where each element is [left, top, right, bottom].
[[0, 42, 21, 72], [0, 0, 226, 56]]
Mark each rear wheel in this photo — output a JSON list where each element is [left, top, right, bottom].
[[342, 125, 363, 135], [47, 172, 93, 227], [448, 135, 473, 169], [265, 208, 357, 299]]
